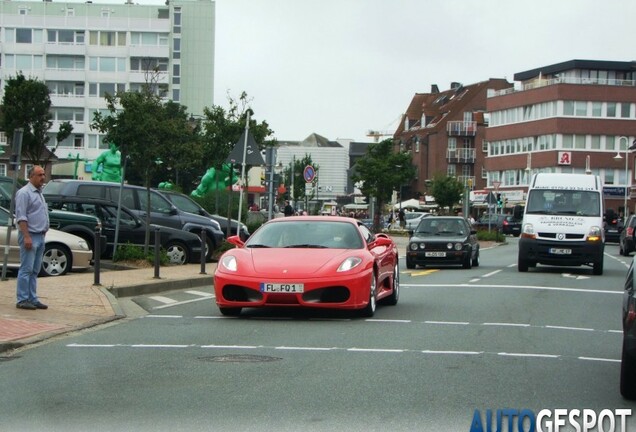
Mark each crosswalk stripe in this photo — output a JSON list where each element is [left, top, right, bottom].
[[185, 290, 213, 297], [149, 296, 178, 305]]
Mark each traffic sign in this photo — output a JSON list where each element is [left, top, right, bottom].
[[492, 181, 501, 191], [303, 165, 316, 183]]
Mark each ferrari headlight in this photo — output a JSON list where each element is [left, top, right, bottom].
[[221, 255, 238, 272], [338, 257, 362, 272]]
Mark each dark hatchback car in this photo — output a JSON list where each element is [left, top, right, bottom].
[[620, 215, 636, 256], [406, 216, 480, 269], [156, 189, 249, 240], [474, 214, 521, 236], [46, 195, 203, 265], [605, 212, 624, 243], [621, 256, 636, 399]]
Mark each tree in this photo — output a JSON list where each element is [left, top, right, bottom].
[[91, 86, 195, 252], [198, 91, 275, 183], [0, 72, 73, 168], [428, 174, 464, 214], [351, 139, 415, 230]]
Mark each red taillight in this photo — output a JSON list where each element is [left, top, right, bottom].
[[629, 302, 636, 325], [503, 220, 509, 226], [628, 227, 634, 236]]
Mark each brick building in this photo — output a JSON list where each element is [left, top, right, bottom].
[[393, 78, 512, 202], [485, 59, 636, 216]]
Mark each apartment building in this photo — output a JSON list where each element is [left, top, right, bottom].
[[393, 79, 512, 203], [485, 59, 636, 215], [0, 0, 215, 179]]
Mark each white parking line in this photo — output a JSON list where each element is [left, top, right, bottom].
[[424, 321, 469, 325], [65, 343, 619, 363], [481, 270, 501, 278], [403, 283, 621, 295], [498, 352, 560, 359], [545, 325, 594, 332]]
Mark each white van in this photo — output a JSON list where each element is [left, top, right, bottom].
[[518, 173, 605, 275]]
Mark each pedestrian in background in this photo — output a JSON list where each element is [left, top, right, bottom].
[[283, 200, 294, 217], [15, 165, 49, 310]]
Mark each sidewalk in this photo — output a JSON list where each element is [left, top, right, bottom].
[[0, 262, 214, 353]]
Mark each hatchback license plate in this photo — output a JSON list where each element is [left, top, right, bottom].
[[425, 252, 446, 257], [549, 248, 571, 255], [260, 283, 304, 293]]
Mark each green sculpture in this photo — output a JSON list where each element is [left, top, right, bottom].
[[191, 164, 239, 198], [92, 143, 122, 183]]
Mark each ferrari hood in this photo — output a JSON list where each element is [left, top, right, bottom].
[[241, 248, 353, 276]]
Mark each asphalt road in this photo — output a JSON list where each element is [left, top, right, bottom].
[[1, 237, 635, 431]]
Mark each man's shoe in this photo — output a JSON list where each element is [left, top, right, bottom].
[[32, 301, 48, 310], [16, 301, 36, 310]]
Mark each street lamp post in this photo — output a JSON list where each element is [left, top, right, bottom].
[[614, 136, 631, 218]]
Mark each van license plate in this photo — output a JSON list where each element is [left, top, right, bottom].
[[549, 248, 571, 255]]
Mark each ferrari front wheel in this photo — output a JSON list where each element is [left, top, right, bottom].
[[219, 307, 242, 317], [360, 273, 377, 317], [384, 261, 399, 306]]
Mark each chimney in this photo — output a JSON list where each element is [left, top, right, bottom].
[[450, 82, 461, 90], [431, 84, 439, 94]]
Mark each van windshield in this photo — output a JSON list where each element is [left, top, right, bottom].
[[526, 189, 600, 216]]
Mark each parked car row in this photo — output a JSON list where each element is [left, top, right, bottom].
[[42, 179, 226, 261], [473, 214, 521, 236]]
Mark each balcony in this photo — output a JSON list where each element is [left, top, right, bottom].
[[447, 121, 477, 136], [447, 147, 476, 164]]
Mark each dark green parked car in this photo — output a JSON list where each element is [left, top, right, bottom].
[[0, 175, 105, 258]]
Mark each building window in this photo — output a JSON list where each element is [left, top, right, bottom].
[[18, 7, 28, 15], [606, 136, 616, 151], [607, 102, 617, 117], [574, 135, 586, 149], [447, 164, 456, 177], [66, 8, 75, 17], [101, 9, 111, 18], [16, 28, 33, 43], [0, 164, 6, 176], [172, 89, 180, 102], [591, 135, 601, 150], [621, 103, 631, 119], [592, 102, 602, 117]]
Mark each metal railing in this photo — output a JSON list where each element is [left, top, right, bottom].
[[447, 148, 476, 163], [447, 121, 477, 136], [489, 76, 636, 97]]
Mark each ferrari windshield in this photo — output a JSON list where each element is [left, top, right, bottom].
[[526, 189, 601, 216], [246, 221, 364, 249]]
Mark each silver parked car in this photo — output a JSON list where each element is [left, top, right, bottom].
[[0, 206, 93, 276]]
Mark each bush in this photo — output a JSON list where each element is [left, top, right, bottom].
[[113, 243, 169, 265], [213, 240, 237, 259], [475, 229, 506, 243]]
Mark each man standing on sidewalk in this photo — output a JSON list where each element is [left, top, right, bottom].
[[15, 165, 49, 310]]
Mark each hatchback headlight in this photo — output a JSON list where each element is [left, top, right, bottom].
[[409, 242, 424, 250], [454, 242, 463, 251]]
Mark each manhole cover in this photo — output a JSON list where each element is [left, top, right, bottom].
[[199, 354, 282, 363]]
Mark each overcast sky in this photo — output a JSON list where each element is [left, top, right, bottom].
[[213, 0, 636, 143]]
